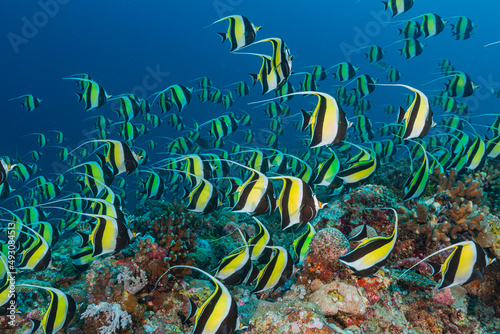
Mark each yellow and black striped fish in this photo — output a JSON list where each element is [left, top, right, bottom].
[[379, 83, 435, 139], [156, 265, 243, 334], [63, 77, 110, 111], [248, 217, 274, 263], [271, 176, 324, 230], [252, 246, 294, 293], [400, 240, 495, 290], [339, 208, 398, 276], [215, 229, 253, 286], [18, 284, 77, 334], [382, 0, 413, 17], [8, 94, 42, 111], [210, 15, 261, 52], [292, 222, 316, 265]]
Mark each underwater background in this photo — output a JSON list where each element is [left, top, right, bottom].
[[2, 0, 500, 333]]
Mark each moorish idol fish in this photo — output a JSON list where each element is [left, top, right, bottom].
[[110, 94, 142, 121], [215, 229, 253, 286], [150, 84, 193, 112], [0, 253, 16, 316], [339, 208, 398, 276], [62, 77, 110, 111], [250, 91, 351, 148], [337, 144, 377, 185], [386, 69, 402, 82], [275, 81, 295, 102], [70, 245, 96, 271], [252, 246, 294, 294], [365, 45, 385, 63], [243, 52, 279, 94], [81, 213, 132, 258], [8, 94, 42, 112], [379, 83, 435, 139], [312, 149, 341, 187], [155, 265, 244, 334], [403, 141, 430, 201], [398, 20, 422, 39], [292, 222, 316, 265], [226, 160, 276, 216], [91, 140, 142, 175], [400, 240, 495, 290], [209, 15, 261, 52], [304, 65, 328, 82], [449, 16, 476, 40], [398, 38, 425, 59], [17, 284, 77, 334], [184, 175, 220, 214], [270, 176, 324, 230], [248, 217, 274, 263], [136, 169, 164, 200], [382, 0, 414, 17], [328, 62, 358, 82], [419, 13, 446, 38], [444, 72, 478, 98], [465, 134, 485, 171], [2, 224, 51, 272], [251, 38, 293, 89], [0, 159, 15, 186]]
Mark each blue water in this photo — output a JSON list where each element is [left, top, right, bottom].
[[1, 0, 500, 206]]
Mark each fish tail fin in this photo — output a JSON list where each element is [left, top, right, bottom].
[[397, 106, 406, 123], [249, 73, 258, 86], [29, 318, 42, 334], [300, 109, 311, 131], [75, 92, 83, 102], [381, 1, 388, 10], [398, 49, 403, 55], [217, 32, 227, 43]]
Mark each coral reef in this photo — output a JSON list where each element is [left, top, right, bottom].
[[476, 161, 500, 213], [10, 172, 500, 334], [302, 228, 350, 281], [433, 168, 484, 205], [131, 213, 197, 282], [399, 168, 488, 245], [309, 279, 367, 317], [81, 302, 132, 334]]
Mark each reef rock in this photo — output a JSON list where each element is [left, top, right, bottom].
[[309, 279, 367, 317]]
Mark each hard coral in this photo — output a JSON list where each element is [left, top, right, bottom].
[[399, 168, 488, 245], [302, 228, 350, 282], [133, 214, 197, 282], [433, 168, 484, 205]]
